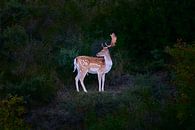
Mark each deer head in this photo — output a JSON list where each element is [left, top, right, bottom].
[[96, 47, 109, 57]]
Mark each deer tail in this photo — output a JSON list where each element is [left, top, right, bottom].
[[73, 58, 77, 72]]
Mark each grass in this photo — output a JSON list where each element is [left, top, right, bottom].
[[26, 72, 179, 130]]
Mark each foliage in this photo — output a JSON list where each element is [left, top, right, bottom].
[[0, 95, 29, 130], [166, 42, 195, 129], [1, 0, 195, 61], [15, 75, 55, 104], [0, 26, 57, 104], [52, 73, 173, 130], [2, 25, 28, 46], [0, 0, 194, 81], [85, 107, 129, 130]]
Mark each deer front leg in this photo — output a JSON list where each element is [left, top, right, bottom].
[[101, 74, 105, 91], [75, 75, 80, 92], [98, 73, 102, 92]]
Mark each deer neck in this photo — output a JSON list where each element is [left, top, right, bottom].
[[103, 53, 112, 73]]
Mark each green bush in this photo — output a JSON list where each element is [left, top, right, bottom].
[[85, 107, 129, 130], [82, 85, 161, 130], [0, 95, 29, 130], [0, 27, 57, 104], [16, 75, 56, 104], [1, 25, 28, 64], [3, 25, 28, 46], [166, 42, 195, 129]]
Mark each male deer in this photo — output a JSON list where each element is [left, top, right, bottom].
[[73, 33, 117, 92]]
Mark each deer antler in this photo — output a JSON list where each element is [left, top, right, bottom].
[[103, 33, 117, 48], [110, 33, 117, 46]]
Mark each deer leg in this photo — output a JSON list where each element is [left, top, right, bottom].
[[98, 73, 102, 92], [80, 71, 88, 93], [75, 74, 80, 92], [102, 74, 105, 91]]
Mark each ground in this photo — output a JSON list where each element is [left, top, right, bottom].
[[26, 72, 174, 130]]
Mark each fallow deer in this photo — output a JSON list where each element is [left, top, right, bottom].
[[73, 33, 117, 92]]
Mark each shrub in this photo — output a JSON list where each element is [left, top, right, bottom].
[[2, 25, 28, 47], [166, 41, 195, 129], [18, 75, 56, 104], [57, 48, 79, 67], [0, 39, 57, 103], [55, 48, 79, 84], [0, 26, 57, 104], [85, 107, 129, 130], [76, 73, 168, 129], [0, 95, 29, 130], [82, 85, 162, 130], [2, 75, 56, 105]]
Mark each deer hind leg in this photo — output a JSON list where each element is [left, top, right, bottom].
[[101, 74, 105, 92], [79, 71, 88, 93]]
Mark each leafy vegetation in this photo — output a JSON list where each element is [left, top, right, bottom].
[[27, 72, 175, 129], [166, 41, 195, 129], [0, 95, 29, 130]]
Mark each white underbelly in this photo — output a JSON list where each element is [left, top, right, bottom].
[[88, 65, 112, 74], [88, 68, 99, 74]]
